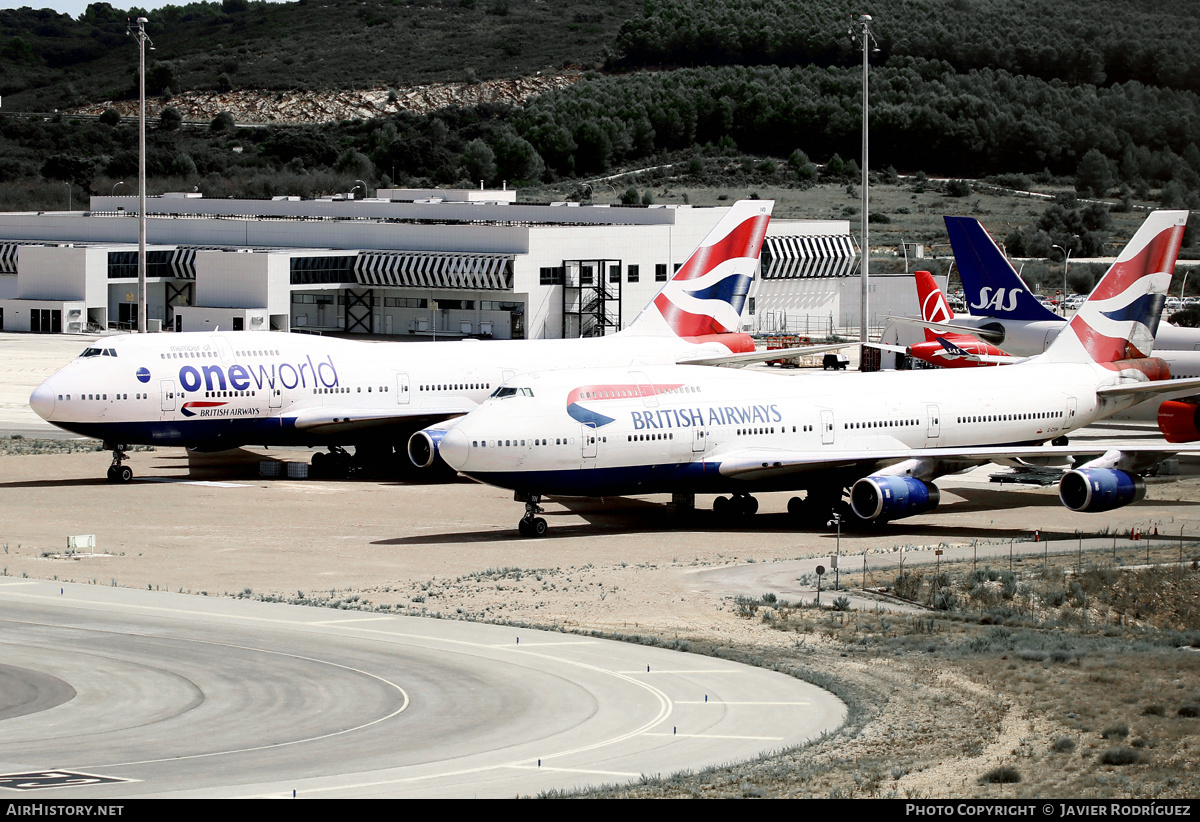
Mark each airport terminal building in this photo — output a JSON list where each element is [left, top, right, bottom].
[[0, 189, 858, 339]]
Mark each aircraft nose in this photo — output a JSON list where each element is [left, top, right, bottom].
[[29, 380, 56, 421], [438, 428, 469, 470]]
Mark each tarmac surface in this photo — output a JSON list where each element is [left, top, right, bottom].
[[0, 578, 842, 798]]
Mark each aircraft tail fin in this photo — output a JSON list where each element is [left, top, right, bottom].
[[624, 199, 772, 338], [945, 216, 1061, 321], [1040, 210, 1187, 364], [914, 270, 953, 342]]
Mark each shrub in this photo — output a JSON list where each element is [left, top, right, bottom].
[[947, 178, 972, 197], [1142, 705, 1166, 717], [159, 107, 182, 131], [1101, 724, 1129, 739], [979, 765, 1021, 784], [1051, 736, 1076, 753], [1098, 748, 1140, 766], [210, 111, 235, 133]]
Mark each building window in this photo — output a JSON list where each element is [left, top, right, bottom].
[[540, 266, 564, 285], [580, 265, 594, 285], [289, 256, 355, 285], [609, 265, 620, 284], [655, 264, 667, 282], [628, 265, 639, 283]]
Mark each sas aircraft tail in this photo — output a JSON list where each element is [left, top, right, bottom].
[[624, 199, 772, 339], [945, 216, 1061, 322]]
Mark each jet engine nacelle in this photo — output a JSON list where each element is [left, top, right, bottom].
[[1058, 468, 1146, 513], [408, 427, 452, 468], [850, 476, 940, 522], [1158, 400, 1200, 443]]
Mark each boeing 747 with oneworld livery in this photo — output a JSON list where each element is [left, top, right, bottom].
[[28, 200, 849, 482]]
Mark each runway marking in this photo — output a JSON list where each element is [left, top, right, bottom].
[[140, 478, 250, 488], [675, 700, 811, 706], [489, 640, 598, 648], [504, 765, 641, 777], [306, 616, 396, 625], [618, 669, 742, 674], [0, 581, 40, 588], [644, 732, 784, 740]]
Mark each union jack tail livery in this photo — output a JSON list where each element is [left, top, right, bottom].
[[625, 199, 772, 338], [915, 269, 955, 341], [1042, 210, 1187, 365], [945, 216, 1061, 322]]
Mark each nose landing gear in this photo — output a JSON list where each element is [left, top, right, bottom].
[[105, 443, 133, 483], [517, 494, 548, 537]]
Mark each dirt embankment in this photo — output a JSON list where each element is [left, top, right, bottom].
[[69, 72, 581, 125]]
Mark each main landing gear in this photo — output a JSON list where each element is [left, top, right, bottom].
[[310, 446, 353, 478], [712, 493, 758, 517], [517, 494, 548, 537], [105, 443, 133, 483], [787, 491, 851, 528]]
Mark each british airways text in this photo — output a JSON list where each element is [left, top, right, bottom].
[[177, 355, 339, 392], [631, 404, 782, 430]]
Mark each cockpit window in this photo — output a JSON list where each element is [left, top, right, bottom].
[[80, 347, 102, 358], [489, 386, 534, 399]]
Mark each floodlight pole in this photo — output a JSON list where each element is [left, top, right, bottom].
[[1052, 243, 1073, 314], [128, 17, 151, 333], [858, 14, 872, 354]]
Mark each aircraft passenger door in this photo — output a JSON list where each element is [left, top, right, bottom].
[[581, 423, 597, 459], [632, 371, 658, 408], [269, 387, 282, 409], [692, 427, 707, 453], [820, 410, 834, 445], [161, 380, 176, 412], [213, 335, 234, 364], [1065, 397, 1077, 427], [926, 405, 941, 440], [396, 373, 410, 405]]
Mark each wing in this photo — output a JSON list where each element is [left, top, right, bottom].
[[714, 442, 1192, 482], [291, 406, 462, 436], [679, 341, 856, 367]]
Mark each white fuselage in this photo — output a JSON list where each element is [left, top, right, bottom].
[[942, 315, 1200, 419], [28, 330, 749, 449], [439, 359, 1143, 498]]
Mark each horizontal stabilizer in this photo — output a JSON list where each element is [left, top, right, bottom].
[[678, 341, 855, 367], [1096, 376, 1200, 399], [887, 316, 1005, 344]]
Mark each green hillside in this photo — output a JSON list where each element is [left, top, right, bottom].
[[0, 0, 640, 110], [0, 0, 1197, 236]]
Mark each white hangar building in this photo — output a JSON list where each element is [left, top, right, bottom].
[[0, 188, 858, 339]]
